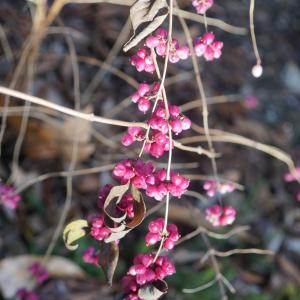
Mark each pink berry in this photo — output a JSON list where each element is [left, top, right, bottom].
[[177, 46, 190, 59], [145, 35, 160, 48], [138, 83, 150, 96], [163, 238, 175, 250], [203, 32, 215, 45], [138, 98, 151, 113], [145, 232, 161, 245], [121, 134, 134, 146], [180, 116, 192, 130]]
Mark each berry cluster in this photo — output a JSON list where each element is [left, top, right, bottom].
[[28, 262, 49, 284], [90, 215, 112, 241], [203, 180, 235, 197], [148, 101, 192, 136], [205, 205, 236, 227], [16, 262, 49, 300], [113, 160, 189, 201], [0, 183, 21, 209], [122, 254, 175, 300], [131, 82, 160, 113], [145, 28, 190, 63], [131, 28, 223, 72], [17, 289, 38, 300], [130, 48, 155, 73], [145, 218, 180, 250], [122, 84, 191, 158], [194, 32, 223, 61], [192, 0, 214, 14], [83, 246, 99, 266]]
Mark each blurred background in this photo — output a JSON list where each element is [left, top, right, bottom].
[[0, 0, 300, 299]]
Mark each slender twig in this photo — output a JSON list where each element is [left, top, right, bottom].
[[249, 0, 261, 66]]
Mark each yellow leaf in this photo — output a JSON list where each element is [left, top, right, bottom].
[[63, 219, 88, 250]]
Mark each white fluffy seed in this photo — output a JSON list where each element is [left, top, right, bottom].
[[252, 64, 263, 78]]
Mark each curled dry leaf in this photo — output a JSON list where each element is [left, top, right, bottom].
[[104, 183, 130, 223], [99, 242, 119, 286], [104, 228, 132, 243], [123, 0, 169, 52], [138, 280, 168, 300], [126, 185, 146, 229], [63, 219, 88, 250], [104, 185, 146, 243]]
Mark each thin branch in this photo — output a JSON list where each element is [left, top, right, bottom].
[[0, 86, 147, 129]]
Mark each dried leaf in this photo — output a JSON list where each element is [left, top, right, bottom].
[[99, 242, 119, 286], [138, 280, 168, 299], [63, 219, 88, 250], [104, 229, 132, 243], [0, 255, 85, 299], [126, 185, 146, 229], [104, 183, 130, 223], [18, 106, 95, 162], [123, 0, 169, 52]]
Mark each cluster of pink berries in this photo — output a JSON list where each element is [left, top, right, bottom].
[[122, 83, 191, 158], [17, 262, 49, 300], [130, 28, 223, 73], [17, 289, 38, 300], [203, 180, 235, 197], [145, 28, 190, 63], [192, 0, 214, 14], [122, 254, 175, 300], [130, 48, 155, 73], [113, 160, 189, 201], [122, 126, 172, 158], [28, 262, 49, 284], [90, 215, 112, 241], [145, 218, 180, 250], [131, 82, 160, 113], [83, 246, 99, 266], [194, 32, 223, 61], [205, 205, 236, 227], [148, 101, 192, 135], [0, 183, 21, 209]]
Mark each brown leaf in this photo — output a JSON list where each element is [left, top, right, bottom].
[[126, 185, 146, 229], [123, 0, 169, 52], [14, 106, 95, 162], [99, 242, 119, 286], [138, 280, 168, 299], [103, 183, 130, 223]]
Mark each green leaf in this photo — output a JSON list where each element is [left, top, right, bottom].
[[63, 219, 88, 251]]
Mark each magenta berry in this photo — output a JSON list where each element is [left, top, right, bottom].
[[192, 0, 214, 14], [205, 205, 236, 227], [0, 183, 21, 209]]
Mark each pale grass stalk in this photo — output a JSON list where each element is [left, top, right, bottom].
[[16, 164, 115, 194], [66, 0, 248, 35], [180, 94, 241, 112], [44, 25, 81, 263], [177, 225, 250, 246], [82, 17, 132, 102], [153, 0, 174, 262], [249, 0, 262, 66]]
